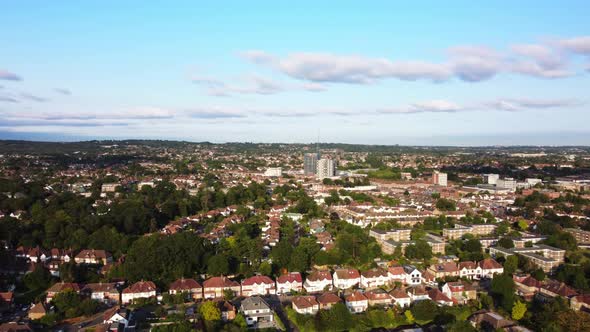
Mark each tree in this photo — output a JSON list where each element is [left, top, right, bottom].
[[511, 300, 527, 320], [23, 266, 51, 291], [259, 261, 272, 276], [207, 255, 230, 276], [517, 219, 529, 231], [319, 303, 353, 331], [531, 268, 546, 281], [503, 255, 519, 275], [491, 273, 516, 311], [498, 237, 514, 249], [404, 310, 415, 324], [411, 300, 438, 321], [200, 301, 221, 321], [436, 198, 456, 211]]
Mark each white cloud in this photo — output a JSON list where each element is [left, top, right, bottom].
[[559, 36, 590, 55], [0, 70, 22, 81]]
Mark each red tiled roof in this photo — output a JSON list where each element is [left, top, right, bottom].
[[292, 296, 318, 309], [277, 272, 302, 284], [345, 291, 367, 302], [47, 282, 81, 294], [317, 292, 341, 304], [479, 258, 502, 270], [123, 281, 156, 294], [203, 276, 240, 289], [428, 288, 453, 303], [169, 278, 201, 291], [389, 288, 409, 299], [335, 268, 360, 280], [307, 270, 332, 282], [242, 275, 274, 286]]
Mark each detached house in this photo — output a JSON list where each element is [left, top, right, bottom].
[[292, 296, 319, 315], [304, 270, 333, 293], [333, 268, 361, 290], [403, 266, 423, 285], [407, 286, 429, 302], [365, 289, 392, 306], [360, 268, 390, 289], [389, 288, 411, 308], [317, 293, 342, 310], [428, 288, 454, 306], [241, 275, 276, 296], [345, 291, 368, 313], [479, 258, 504, 278], [82, 282, 119, 304], [458, 261, 482, 279], [442, 281, 477, 305], [276, 272, 303, 294], [122, 281, 157, 304], [387, 266, 406, 284], [240, 296, 274, 328], [46, 282, 81, 303], [203, 276, 241, 299], [74, 249, 112, 265], [169, 278, 202, 300]]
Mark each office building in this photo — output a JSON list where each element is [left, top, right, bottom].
[[304, 153, 319, 176], [496, 178, 517, 191], [432, 171, 448, 186], [483, 174, 499, 185], [316, 158, 336, 179]]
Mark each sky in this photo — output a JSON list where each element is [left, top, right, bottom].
[[1, 1, 589, 145]]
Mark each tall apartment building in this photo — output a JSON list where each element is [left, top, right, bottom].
[[316, 158, 336, 179], [304, 153, 319, 176], [432, 171, 447, 186], [483, 174, 499, 185], [496, 178, 517, 191], [564, 228, 590, 245]]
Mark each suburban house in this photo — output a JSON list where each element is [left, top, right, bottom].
[[571, 294, 590, 312], [169, 278, 202, 300], [240, 296, 274, 328], [50, 248, 72, 263], [360, 268, 390, 289], [403, 266, 423, 285], [389, 288, 411, 308], [458, 261, 482, 279], [387, 266, 406, 284], [427, 262, 459, 279], [74, 249, 113, 265], [82, 282, 119, 304], [479, 258, 504, 278], [428, 288, 454, 306], [46, 282, 81, 303], [103, 306, 132, 331], [407, 286, 429, 302], [513, 274, 543, 300], [203, 276, 241, 299], [365, 289, 392, 306], [345, 291, 369, 313], [317, 293, 342, 310], [27, 303, 47, 320], [292, 296, 320, 315], [304, 270, 333, 293], [219, 301, 237, 321], [333, 268, 361, 289], [241, 275, 276, 296], [441, 281, 477, 304], [122, 281, 157, 304], [276, 272, 303, 294]]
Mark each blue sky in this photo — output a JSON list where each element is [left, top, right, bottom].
[[1, 1, 589, 145]]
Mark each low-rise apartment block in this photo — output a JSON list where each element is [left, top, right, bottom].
[[442, 224, 497, 240]]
